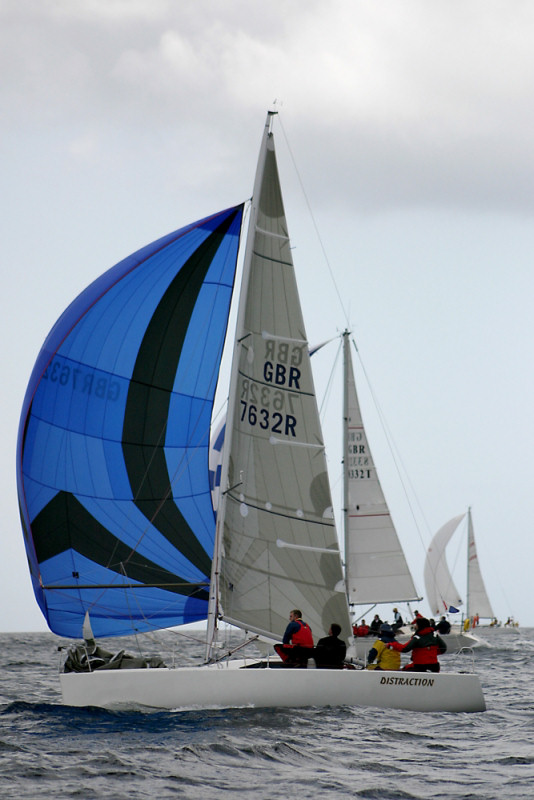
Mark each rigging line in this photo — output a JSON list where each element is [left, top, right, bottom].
[[205, 634, 260, 665], [349, 334, 430, 568], [115, 562, 195, 656], [277, 115, 350, 331], [318, 335, 342, 420]]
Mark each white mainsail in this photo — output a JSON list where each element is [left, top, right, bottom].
[[342, 332, 419, 605], [466, 508, 494, 619], [212, 113, 350, 644]]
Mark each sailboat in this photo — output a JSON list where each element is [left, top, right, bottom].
[[424, 508, 494, 641], [341, 335, 492, 653], [17, 112, 485, 712]]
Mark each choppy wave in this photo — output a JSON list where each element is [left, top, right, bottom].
[[0, 628, 533, 799]]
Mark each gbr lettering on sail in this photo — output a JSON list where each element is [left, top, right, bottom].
[[239, 338, 304, 438]]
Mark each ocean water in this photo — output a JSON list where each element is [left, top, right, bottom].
[[1, 627, 533, 800]]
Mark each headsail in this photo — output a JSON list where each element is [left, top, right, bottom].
[[466, 508, 494, 619], [214, 114, 350, 643], [423, 514, 464, 616], [17, 206, 243, 638], [342, 332, 419, 605]]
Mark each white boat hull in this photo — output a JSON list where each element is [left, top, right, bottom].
[[60, 662, 485, 713]]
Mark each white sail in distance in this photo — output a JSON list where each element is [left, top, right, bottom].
[[466, 508, 494, 619], [342, 332, 419, 605], [424, 509, 494, 620], [424, 514, 465, 616]]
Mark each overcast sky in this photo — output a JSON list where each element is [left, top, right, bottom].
[[2, 0, 533, 632]]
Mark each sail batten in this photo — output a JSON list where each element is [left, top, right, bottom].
[[254, 226, 290, 241]]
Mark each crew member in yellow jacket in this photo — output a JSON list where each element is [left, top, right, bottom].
[[366, 623, 401, 670]]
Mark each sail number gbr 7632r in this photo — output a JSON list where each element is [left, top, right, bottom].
[[239, 342, 305, 438]]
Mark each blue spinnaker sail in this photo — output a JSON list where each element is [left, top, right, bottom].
[[17, 205, 243, 638]]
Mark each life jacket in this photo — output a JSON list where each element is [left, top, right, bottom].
[[354, 624, 370, 637], [407, 627, 445, 664], [411, 643, 440, 664], [368, 639, 401, 670], [291, 620, 314, 647]]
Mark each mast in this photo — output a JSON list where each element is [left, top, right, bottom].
[[466, 506, 472, 620], [342, 329, 351, 600], [205, 112, 276, 660]]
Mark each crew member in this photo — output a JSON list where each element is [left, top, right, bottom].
[[366, 624, 401, 671], [389, 616, 447, 672], [436, 615, 451, 635], [274, 609, 314, 667], [353, 619, 370, 637], [314, 623, 347, 669], [392, 608, 404, 632]]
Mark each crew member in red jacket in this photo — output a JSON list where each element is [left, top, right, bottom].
[[274, 609, 314, 667], [389, 617, 447, 672], [352, 619, 370, 637]]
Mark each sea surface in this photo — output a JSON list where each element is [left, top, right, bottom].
[[1, 626, 533, 799]]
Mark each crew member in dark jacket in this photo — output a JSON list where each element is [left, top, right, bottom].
[[389, 617, 447, 672], [314, 623, 347, 669], [436, 616, 451, 635], [369, 614, 383, 635]]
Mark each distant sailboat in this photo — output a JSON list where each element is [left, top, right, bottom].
[[342, 330, 420, 608], [17, 112, 485, 712], [340, 333, 483, 653], [424, 508, 494, 625]]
